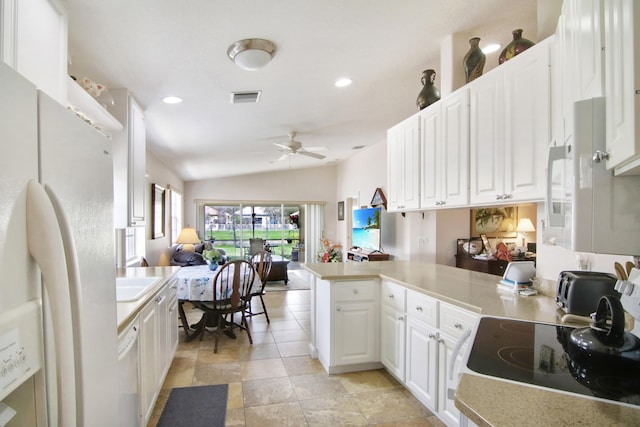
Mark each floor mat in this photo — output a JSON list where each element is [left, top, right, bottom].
[[157, 384, 228, 427]]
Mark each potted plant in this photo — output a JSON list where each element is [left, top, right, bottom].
[[202, 248, 223, 270]]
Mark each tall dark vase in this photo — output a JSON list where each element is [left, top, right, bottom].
[[499, 29, 535, 64], [416, 69, 440, 110], [463, 37, 486, 83]]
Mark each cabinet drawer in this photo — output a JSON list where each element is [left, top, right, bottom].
[[439, 303, 478, 339], [334, 281, 377, 302], [381, 281, 406, 311], [406, 290, 438, 327]]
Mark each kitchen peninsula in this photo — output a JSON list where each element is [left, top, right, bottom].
[[303, 261, 640, 427]]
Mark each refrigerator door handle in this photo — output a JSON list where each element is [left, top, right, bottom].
[[26, 179, 78, 427]]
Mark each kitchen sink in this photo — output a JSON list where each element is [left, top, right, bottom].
[[115, 276, 161, 302]]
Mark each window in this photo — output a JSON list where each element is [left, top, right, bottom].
[[170, 189, 183, 244], [202, 203, 301, 260]]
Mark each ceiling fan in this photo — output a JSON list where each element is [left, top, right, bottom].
[[273, 132, 327, 161]]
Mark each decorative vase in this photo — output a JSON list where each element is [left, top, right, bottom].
[[498, 29, 535, 64], [209, 262, 218, 271], [416, 69, 441, 110], [463, 37, 486, 83]]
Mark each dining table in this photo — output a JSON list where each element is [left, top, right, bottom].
[[175, 264, 258, 341]]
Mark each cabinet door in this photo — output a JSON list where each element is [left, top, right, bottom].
[[502, 39, 550, 202], [419, 104, 440, 208], [469, 68, 505, 204], [139, 300, 158, 425], [168, 294, 179, 358], [380, 305, 405, 380], [573, 0, 604, 99], [155, 291, 169, 387], [604, 0, 640, 174], [405, 317, 438, 409], [128, 97, 146, 225], [441, 89, 470, 207], [334, 302, 378, 366], [437, 332, 466, 427], [387, 116, 420, 211]]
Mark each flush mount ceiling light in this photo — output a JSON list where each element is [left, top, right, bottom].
[[335, 77, 352, 87], [227, 38, 276, 71], [162, 96, 183, 104]]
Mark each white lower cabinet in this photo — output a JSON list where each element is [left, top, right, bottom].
[[138, 278, 178, 426], [380, 281, 407, 379], [379, 283, 477, 427], [316, 279, 381, 373], [405, 316, 438, 409]]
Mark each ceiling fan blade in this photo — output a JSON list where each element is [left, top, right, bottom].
[[299, 151, 326, 160], [277, 153, 290, 161], [273, 142, 292, 150]]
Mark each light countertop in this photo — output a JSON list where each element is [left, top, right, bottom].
[[302, 261, 640, 426], [115, 266, 180, 332]]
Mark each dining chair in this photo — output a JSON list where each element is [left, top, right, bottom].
[[246, 250, 273, 323], [195, 259, 256, 353], [249, 238, 265, 256]]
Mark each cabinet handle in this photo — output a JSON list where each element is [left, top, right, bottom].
[[388, 293, 394, 299], [336, 306, 342, 311], [156, 295, 166, 304], [353, 289, 359, 295], [454, 322, 463, 329], [397, 316, 404, 321], [416, 305, 423, 311], [428, 332, 437, 339]]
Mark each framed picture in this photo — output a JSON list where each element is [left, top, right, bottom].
[[338, 201, 345, 221], [470, 206, 518, 237], [152, 183, 166, 239]]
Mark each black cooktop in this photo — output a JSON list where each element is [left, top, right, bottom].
[[467, 317, 640, 406]]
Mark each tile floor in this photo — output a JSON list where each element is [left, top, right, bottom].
[[148, 288, 445, 426]]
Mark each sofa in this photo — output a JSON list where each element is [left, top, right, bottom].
[[157, 241, 227, 267]]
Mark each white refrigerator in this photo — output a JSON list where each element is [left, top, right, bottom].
[[0, 63, 119, 425]]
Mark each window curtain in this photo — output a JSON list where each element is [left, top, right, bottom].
[[304, 203, 324, 263]]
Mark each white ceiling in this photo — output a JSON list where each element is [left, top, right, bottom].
[[65, 0, 538, 182]]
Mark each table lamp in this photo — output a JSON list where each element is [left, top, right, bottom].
[[516, 218, 535, 248], [176, 226, 200, 252]]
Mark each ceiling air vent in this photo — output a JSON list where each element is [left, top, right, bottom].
[[230, 90, 262, 104]]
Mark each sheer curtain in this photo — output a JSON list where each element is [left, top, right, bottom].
[[304, 203, 324, 263]]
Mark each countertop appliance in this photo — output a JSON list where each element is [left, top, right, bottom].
[[464, 316, 640, 407], [0, 64, 119, 425], [545, 97, 640, 255], [556, 271, 619, 316]]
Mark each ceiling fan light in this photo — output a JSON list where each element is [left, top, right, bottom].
[[335, 77, 352, 87], [227, 38, 276, 71]]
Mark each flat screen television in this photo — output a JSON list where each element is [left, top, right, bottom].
[[352, 207, 382, 251]]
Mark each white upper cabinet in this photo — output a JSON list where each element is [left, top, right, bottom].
[[387, 116, 420, 212], [420, 88, 469, 209], [1, 0, 68, 104], [603, 0, 640, 175], [470, 38, 551, 205], [109, 90, 146, 227]]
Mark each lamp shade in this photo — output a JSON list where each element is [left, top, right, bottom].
[[176, 227, 200, 245], [516, 218, 536, 233]]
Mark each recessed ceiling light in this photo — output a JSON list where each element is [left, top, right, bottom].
[[482, 44, 501, 54], [335, 77, 352, 87], [163, 96, 183, 104]]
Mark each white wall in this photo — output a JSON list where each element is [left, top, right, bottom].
[[144, 151, 185, 265], [184, 164, 338, 240]]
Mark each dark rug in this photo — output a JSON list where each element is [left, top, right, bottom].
[[157, 384, 228, 427]]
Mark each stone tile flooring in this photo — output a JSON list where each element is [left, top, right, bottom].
[[148, 289, 445, 426]]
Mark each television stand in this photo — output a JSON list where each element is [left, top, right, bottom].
[[347, 248, 390, 262]]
